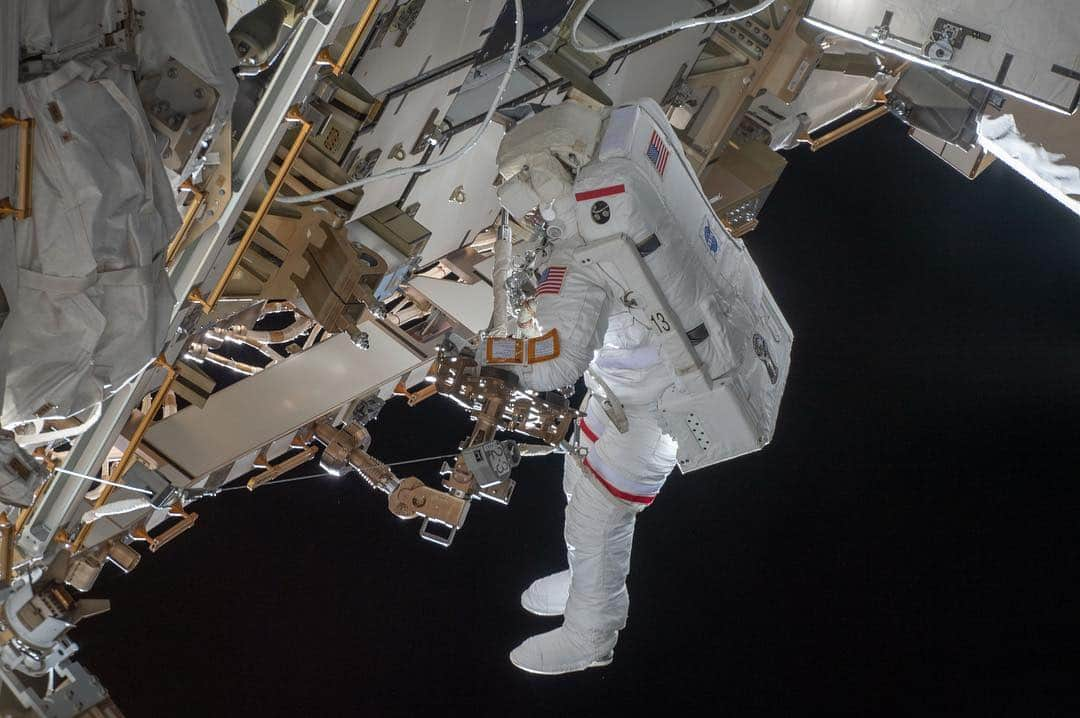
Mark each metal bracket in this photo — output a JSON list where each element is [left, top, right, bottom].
[[315, 0, 380, 75], [797, 104, 889, 152], [391, 0, 426, 47], [418, 517, 456, 547], [931, 18, 991, 50], [410, 108, 445, 155]]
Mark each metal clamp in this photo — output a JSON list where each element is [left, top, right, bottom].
[[0, 109, 34, 221], [388, 477, 469, 547]]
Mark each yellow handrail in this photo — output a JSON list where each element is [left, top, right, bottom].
[[800, 105, 890, 153], [70, 357, 178, 552], [165, 181, 206, 267], [315, 0, 380, 76], [0, 109, 34, 221], [192, 106, 313, 312]]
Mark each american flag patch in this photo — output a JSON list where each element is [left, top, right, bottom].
[[536, 266, 567, 296], [646, 130, 670, 177]]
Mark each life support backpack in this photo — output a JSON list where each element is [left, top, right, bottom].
[[572, 99, 793, 472]]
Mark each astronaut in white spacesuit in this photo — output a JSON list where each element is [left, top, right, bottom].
[[486, 99, 790, 674]]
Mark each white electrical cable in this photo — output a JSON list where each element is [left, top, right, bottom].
[[52, 468, 154, 495], [278, 0, 525, 204], [570, 0, 777, 54]]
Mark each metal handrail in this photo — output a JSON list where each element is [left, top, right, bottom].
[[0, 108, 34, 221], [191, 106, 313, 312], [315, 0, 380, 76], [70, 358, 178, 552]]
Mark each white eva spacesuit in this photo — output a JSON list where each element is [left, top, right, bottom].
[[486, 100, 793, 674]]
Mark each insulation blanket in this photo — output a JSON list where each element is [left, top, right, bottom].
[[0, 50, 180, 426], [978, 113, 1080, 218]]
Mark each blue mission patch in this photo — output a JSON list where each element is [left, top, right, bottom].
[[702, 221, 720, 254]]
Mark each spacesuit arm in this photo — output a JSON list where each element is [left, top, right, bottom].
[[484, 255, 609, 392]]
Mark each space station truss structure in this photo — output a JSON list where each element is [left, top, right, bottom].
[[0, 0, 1076, 714]]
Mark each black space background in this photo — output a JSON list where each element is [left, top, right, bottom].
[[75, 116, 1080, 716]]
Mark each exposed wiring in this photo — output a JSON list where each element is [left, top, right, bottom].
[[277, 0, 524, 204], [570, 0, 777, 54]]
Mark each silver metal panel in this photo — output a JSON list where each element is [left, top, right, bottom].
[[444, 53, 559, 126], [806, 0, 1080, 113], [346, 64, 474, 221], [751, 63, 884, 134], [594, 23, 713, 107], [909, 126, 984, 177], [143, 322, 425, 479], [406, 119, 504, 262], [351, 0, 504, 96], [408, 273, 494, 334], [586, 0, 711, 40]]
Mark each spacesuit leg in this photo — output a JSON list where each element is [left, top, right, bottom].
[[562, 465, 642, 639], [518, 457, 584, 617], [510, 466, 640, 674], [510, 393, 678, 674]]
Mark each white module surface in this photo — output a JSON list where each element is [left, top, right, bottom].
[[806, 0, 1080, 113]]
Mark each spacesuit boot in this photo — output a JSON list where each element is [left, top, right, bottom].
[[509, 624, 616, 675], [520, 569, 571, 617], [510, 457, 642, 674]]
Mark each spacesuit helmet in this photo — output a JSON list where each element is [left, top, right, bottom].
[[497, 153, 578, 231], [496, 101, 606, 234]]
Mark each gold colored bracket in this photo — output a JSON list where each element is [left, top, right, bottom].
[[721, 217, 759, 239], [195, 106, 312, 312], [0, 108, 34, 221], [389, 477, 469, 526]]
